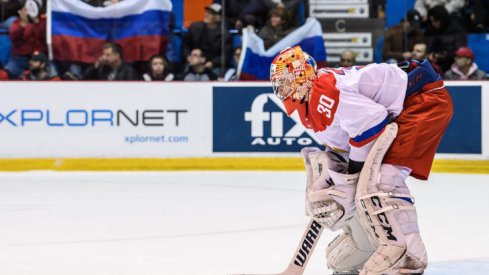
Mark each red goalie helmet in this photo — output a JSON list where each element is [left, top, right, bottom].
[[270, 46, 317, 102]]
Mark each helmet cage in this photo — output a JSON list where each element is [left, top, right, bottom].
[[270, 46, 317, 101]]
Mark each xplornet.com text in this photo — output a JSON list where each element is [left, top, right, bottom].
[[124, 135, 189, 144]]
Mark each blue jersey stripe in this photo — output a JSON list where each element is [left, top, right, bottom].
[[351, 116, 389, 144]]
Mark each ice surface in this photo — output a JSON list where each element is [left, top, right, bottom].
[[0, 171, 488, 275]]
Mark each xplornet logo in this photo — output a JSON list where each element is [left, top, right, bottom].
[[244, 94, 319, 146], [0, 109, 187, 127]]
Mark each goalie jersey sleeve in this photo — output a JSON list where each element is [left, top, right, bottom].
[[310, 63, 408, 162]]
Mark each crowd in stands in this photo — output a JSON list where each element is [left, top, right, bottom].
[[381, 0, 488, 79], [0, 0, 488, 82]]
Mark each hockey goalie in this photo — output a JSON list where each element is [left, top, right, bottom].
[[269, 46, 453, 274]]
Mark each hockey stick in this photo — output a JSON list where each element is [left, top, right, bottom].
[[231, 218, 324, 275]]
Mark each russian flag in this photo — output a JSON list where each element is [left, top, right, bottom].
[[238, 17, 327, 80], [48, 0, 172, 63]]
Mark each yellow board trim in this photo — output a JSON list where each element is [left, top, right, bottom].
[[0, 158, 488, 174]]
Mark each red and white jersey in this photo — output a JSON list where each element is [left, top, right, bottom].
[[299, 63, 408, 162]]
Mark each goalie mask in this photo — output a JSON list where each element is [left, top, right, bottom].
[[270, 46, 317, 103]]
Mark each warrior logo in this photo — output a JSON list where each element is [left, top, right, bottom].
[[293, 220, 322, 267]]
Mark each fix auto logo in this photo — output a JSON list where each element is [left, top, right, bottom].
[[244, 93, 320, 146]]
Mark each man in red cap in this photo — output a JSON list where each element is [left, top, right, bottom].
[[20, 51, 60, 81], [445, 47, 487, 80]]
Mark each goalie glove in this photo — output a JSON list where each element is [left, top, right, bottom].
[[301, 147, 357, 231], [307, 170, 359, 231]]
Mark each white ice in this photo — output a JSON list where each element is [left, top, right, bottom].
[[0, 171, 488, 275]]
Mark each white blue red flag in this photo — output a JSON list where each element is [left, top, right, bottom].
[[238, 17, 327, 80], [49, 0, 172, 63]]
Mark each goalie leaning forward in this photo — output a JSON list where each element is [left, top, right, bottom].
[[270, 46, 453, 274]]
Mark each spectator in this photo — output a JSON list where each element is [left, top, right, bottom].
[[339, 49, 356, 67], [414, 0, 464, 22], [444, 47, 487, 80], [4, 3, 46, 79], [20, 51, 60, 80], [82, 42, 139, 80], [411, 42, 428, 60], [425, 5, 466, 72], [382, 10, 424, 63], [222, 47, 242, 81], [183, 3, 232, 76], [142, 54, 174, 81], [410, 42, 444, 76], [182, 48, 218, 81], [473, 0, 489, 32], [258, 6, 296, 50]]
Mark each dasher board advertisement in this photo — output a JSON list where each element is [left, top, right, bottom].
[[0, 82, 212, 157]]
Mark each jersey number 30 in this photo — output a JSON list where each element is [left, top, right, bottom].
[[317, 95, 335, 118]]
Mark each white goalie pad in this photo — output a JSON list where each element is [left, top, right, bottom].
[[355, 123, 427, 274], [326, 213, 375, 273], [355, 123, 398, 248]]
